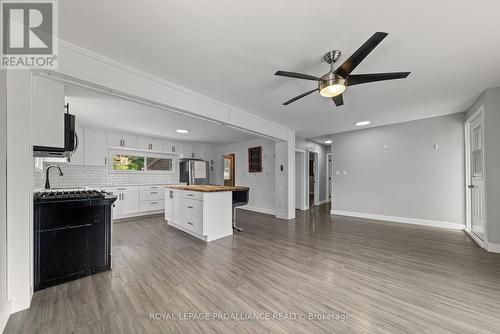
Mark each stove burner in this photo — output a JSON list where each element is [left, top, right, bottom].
[[34, 189, 109, 201]]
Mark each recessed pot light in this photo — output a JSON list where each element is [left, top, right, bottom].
[[354, 121, 371, 127], [324, 140, 332, 144], [176, 129, 189, 134]]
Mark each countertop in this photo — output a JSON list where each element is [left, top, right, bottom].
[[165, 185, 249, 192]]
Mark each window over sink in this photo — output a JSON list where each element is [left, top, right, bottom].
[[111, 152, 175, 173]]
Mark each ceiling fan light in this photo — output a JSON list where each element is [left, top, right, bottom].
[[319, 74, 346, 97], [319, 84, 346, 97]]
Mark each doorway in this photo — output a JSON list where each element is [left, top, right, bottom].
[[223, 154, 235, 186], [465, 107, 486, 246], [308, 151, 319, 207], [295, 150, 307, 210]]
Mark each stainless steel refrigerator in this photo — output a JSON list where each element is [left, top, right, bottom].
[[179, 158, 209, 185]]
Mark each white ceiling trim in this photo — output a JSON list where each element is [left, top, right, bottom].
[[55, 39, 294, 142]]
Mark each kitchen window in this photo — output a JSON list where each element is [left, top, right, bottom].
[[111, 152, 175, 173]]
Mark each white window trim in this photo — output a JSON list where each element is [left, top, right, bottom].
[[108, 149, 177, 175]]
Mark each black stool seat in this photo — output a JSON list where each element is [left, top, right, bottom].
[[232, 187, 249, 232]]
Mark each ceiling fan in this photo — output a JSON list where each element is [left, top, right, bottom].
[[275, 32, 410, 107]]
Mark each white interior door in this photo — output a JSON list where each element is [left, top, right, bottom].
[[469, 113, 485, 241]]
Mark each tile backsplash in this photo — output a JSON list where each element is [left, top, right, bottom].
[[33, 160, 179, 190]]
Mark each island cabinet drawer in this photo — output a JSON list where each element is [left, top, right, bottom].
[[181, 198, 203, 218], [140, 200, 164, 212], [140, 190, 164, 201], [182, 214, 203, 235], [181, 191, 203, 201]]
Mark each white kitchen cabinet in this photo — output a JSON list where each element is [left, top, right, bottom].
[[165, 189, 174, 221], [32, 76, 65, 148], [83, 128, 107, 166], [108, 186, 139, 219], [137, 136, 163, 151], [107, 131, 137, 148], [121, 190, 139, 216], [68, 124, 84, 165], [181, 143, 193, 158], [192, 144, 202, 158], [164, 188, 232, 242], [163, 140, 180, 154], [110, 185, 167, 219]]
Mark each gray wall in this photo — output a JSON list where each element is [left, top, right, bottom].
[[466, 87, 500, 244], [0, 71, 9, 329], [220, 138, 276, 214], [331, 113, 466, 225], [296, 137, 329, 203]]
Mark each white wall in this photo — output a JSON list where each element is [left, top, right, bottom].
[[220, 138, 276, 215], [0, 71, 9, 331], [6, 71, 33, 313], [330, 113, 466, 228], [296, 137, 329, 203], [466, 87, 500, 247]]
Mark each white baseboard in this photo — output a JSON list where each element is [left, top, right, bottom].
[[318, 199, 329, 205], [238, 205, 276, 216], [488, 242, 500, 253], [330, 210, 465, 230]]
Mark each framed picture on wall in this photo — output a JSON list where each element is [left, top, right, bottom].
[[248, 146, 262, 173]]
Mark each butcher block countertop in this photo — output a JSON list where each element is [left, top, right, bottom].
[[165, 185, 249, 192]]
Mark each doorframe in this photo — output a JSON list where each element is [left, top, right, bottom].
[[464, 105, 487, 249], [223, 153, 235, 187], [326, 153, 332, 203], [307, 150, 320, 207], [295, 149, 307, 210]]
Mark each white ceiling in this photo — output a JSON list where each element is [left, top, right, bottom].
[[64, 86, 256, 145], [60, 0, 500, 139]]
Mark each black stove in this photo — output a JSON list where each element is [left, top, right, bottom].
[[34, 189, 111, 201], [33, 188, 117, 291]]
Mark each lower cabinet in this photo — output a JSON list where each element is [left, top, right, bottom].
[[164, 189, 233, 242], [107, 184, 166, 219]]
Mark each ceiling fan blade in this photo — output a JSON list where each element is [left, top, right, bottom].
[[283, 88, 318, 105], [335, 32, 388, 79], [275, 71, 322, 82], [332, 94, 344, 107], [347, 72, 410, 86]]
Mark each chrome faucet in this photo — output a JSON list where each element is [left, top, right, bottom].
[[45, 165, 64, 189]]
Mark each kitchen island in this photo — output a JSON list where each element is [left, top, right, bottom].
[[164, 185, 249, 241]]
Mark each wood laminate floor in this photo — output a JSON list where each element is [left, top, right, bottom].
[[5, 205, 500, 333]]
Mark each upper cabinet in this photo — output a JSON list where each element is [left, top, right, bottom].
[[163, 140, 180, 154], [137, 136, 163, 152], [107, 132, 137, 149], [84, 128, 107, 166], [32, 76, 65, 148]]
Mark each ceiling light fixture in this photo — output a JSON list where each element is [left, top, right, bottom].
[[354, 121, 371, 126], [324, 140, 332, 144], [176, 129, 189, 134], [319, 73, 346, 98]]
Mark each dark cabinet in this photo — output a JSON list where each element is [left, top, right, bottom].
[[34, 199, 113, 291]]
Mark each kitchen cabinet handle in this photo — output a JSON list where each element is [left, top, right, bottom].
[[151, 201, 158, 204], [187, 206, 194, 209], [104, 157, 107, 165], [117, 188, 126, 190], [186, 222, 193, 225], [150, 186, 158, 189], [150, 191, 158, 194], [187, 194, 194, 197]]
